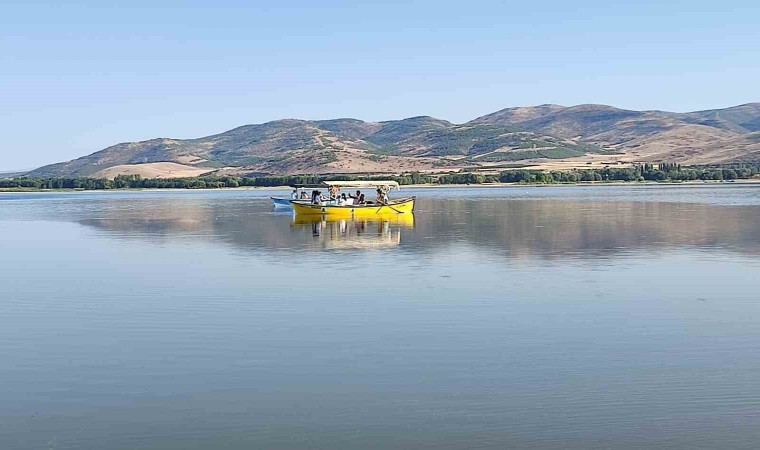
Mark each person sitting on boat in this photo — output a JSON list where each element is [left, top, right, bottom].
[[341, 193, 352, 205], [336, 195, 345, 206], [350, 190, 361, 201], [291, 189, 298, 200], [357, 193, 365, 205], [300, 191, 308, 200], [375, 188, 389, 205], [311, 190, 320, 205]]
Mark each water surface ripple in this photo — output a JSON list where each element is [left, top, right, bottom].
[[1, 185, 759, 449]]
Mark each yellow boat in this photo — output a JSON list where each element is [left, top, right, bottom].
[[290, 180, 415, 219], [291, 197, 415, 218]]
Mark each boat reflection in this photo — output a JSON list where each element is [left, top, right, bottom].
[[291, 213, 414, 250]]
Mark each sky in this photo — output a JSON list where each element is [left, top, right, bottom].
[[1, 0, 759, 170]]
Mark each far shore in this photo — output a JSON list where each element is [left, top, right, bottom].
[[2, 179, 759, 194]]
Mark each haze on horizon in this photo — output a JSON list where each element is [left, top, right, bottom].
[[1, 0, 759, 170]]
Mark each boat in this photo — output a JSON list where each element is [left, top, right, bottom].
[[289, 180, 415, 219], [271, 187, 311, 209], [271, 196, 313, 208], [271, 197, 294, 208], [291, 197, 415, 218]]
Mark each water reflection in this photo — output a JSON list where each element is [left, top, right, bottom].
[[2, 188, 760, 450], [292, 214, 414, 250], [70, 195, 760, 261]]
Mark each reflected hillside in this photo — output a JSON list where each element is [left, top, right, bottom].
[[77, 196, 760, 260], [78, 197, 415, 253], [412, 198, 760, 260]]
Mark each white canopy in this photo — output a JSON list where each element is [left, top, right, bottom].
[[322, 180, 400, 190]]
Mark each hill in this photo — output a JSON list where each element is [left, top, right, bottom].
[[0, 171, 28, 179], [28, 117, 606, 178], [473, 103, 760, 165], [27, 103, 760, 178]]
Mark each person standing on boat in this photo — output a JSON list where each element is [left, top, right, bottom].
[[291, 189, 298, 200]]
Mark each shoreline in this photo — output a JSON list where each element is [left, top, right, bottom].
[[2, 179, 759, 194], [403, 179, 760, 189]]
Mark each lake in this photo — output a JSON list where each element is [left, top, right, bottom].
[[1, 184, 760, 449]]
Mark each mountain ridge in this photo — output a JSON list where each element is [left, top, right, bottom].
[[27, 103, 760, 178]]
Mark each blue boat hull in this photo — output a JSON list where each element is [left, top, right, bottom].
[[271, 197, 293, 208]]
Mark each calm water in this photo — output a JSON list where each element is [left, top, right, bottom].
[[1, 185, 760, 449]]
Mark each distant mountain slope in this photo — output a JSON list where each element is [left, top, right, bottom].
[[29, 117, 605, 177], [91, 162, 213, 179], [28, 102, 760, 178], [683, 131, 760, 164], [474, 104, 682, 145], [680, 103, 760, 133], [473, 102, 760, 164]]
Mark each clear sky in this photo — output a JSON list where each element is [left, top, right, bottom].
[[1, 0, 759, 170]]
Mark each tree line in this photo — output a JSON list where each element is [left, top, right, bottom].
[[1, 163, 758, 191], [0, 173, 435, 190], [495, 163, 759, 184]]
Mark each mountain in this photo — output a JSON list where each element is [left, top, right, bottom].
[[28, 103, 760, 178], [28, 116, 606, 177], [680, 103, 760, 133], [0, 170, 28, 179], [473, 103, 760, 164]]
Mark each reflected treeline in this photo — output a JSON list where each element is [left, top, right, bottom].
[[412, 198, 760, 260], [77, 196, 760, 260]]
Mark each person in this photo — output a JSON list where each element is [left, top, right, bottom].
[[357, 193, 365, 205], [341, 193, 352, 205], [350, 190, 361, 201], [291, 189, 298, 200], [329, 186, 339, 199], [311, 190, 320, 204], [300, 190, 308, 200], [376, 188, 389, 205]]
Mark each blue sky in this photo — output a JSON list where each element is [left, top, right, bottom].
[[1, 1, 759, 170]]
